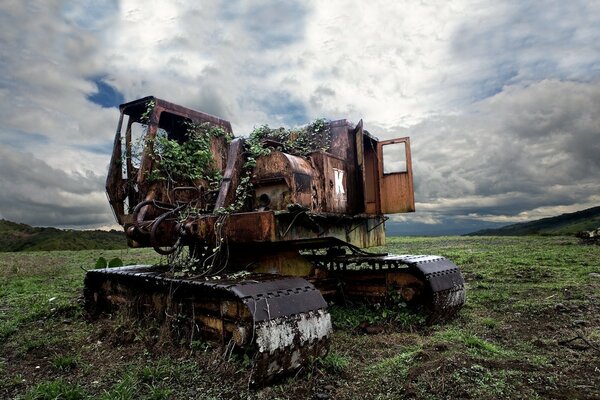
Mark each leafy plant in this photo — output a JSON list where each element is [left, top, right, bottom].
[[99, 375, 137, 400], [146, 122, 226, 187], [94, 257, 123, 269], [221, 118, 331, 213], [245, 118, 330, 159], [329, 299, 424, 331]]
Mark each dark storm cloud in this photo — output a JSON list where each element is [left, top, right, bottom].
[[397, 79, 600, 231], [254, 91, 308, 125], [450, 1, 600, 101], [0, 147, 110, 227]]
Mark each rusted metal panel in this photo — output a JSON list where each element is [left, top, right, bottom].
[[249, 248, 315, 276], [106, 113, 126, 224], [309, 152, 348, 213], [346, 216, 385, 248], [327, 120, 362, 213], [127, 96, 233, 133], [215, 138, 245, 209], [253, 152, 314, 210], [327, 119, 352, 160], [194, 211, 277, 243]]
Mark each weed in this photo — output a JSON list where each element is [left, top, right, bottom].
[[99, 374, 137, 400], [190, 339, 211, 353], [23, 379, 86, 400], [368, 346, 421, 381], [482, 317, 499, 329], [137, 362, 172, 385], [95, 257, 123, 269], [316, 352, 350, 374], [144, 384, 173, 400], [0, 320, 18, 339], [450, 364, 522, 398], [329, 302, 424, 331], [434, 328, 505, 356], [52, 355, 78, 371]]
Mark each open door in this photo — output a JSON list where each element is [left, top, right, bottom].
[[354, 120, 382, 214], [377, 138, 415, 213], [354, 120, 366, 213]]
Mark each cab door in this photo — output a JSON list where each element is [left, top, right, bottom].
[[377, 138, 415, 213]]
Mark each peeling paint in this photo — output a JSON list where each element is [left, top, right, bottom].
[[255, 309, 332, 354]]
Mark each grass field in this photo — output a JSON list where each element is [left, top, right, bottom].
[[1, 236, 599, 399]]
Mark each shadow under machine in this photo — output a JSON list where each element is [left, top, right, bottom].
[[84, 96, 465, 383]]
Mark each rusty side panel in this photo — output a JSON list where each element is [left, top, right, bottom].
[[345, 217, 385, 248], [215, 138, 245, 209], [187, 211, 385, 249], [377, 137, 415, 213], [253, 152, 314, 210], [327, 120, 361, 213], [106, 113, 126, 224], [194, 211, 277, 243], [310, 152, 348, 214], [151, 97, 233, 133]]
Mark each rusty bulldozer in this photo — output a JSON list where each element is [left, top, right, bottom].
[[84, 96, 465, 383]]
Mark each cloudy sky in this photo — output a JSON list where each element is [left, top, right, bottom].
[[0, 0, 598, 234]]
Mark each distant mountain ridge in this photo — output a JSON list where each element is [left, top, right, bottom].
[[0, 219, 127, 252], [466, 206, 600, 236]]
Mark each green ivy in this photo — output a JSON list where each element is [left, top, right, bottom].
[[146, 122, 227, 187], [130, 116, 329, 214], [245, 118, 330, 159], [227, 118, 331, 212]]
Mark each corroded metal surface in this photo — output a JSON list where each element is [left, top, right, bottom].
[[93, 96, 465, 384], [106, 96, 414, 250]]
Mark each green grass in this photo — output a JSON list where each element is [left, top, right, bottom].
[[315, 352, 351, 374], [367, 346, 421, 378], [52, 355, 79, 372], [433, 328, 506, 357], [23, 379, 86, 400], [1, 236, 599, 399], [0, 219, 128, 252]]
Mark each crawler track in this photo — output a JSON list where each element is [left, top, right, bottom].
[[84, 266, 331, 384], [307, 253, 466, 322]]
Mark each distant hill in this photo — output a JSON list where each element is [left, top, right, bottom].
[[0, 219, 127, 252], [466, 206, 600, 236]]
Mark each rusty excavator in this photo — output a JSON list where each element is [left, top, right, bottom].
[[84, 96, 465, 383]]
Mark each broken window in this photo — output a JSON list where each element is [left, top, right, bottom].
[[382, 142, 407, 174], [158, 111, 192, 143]]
